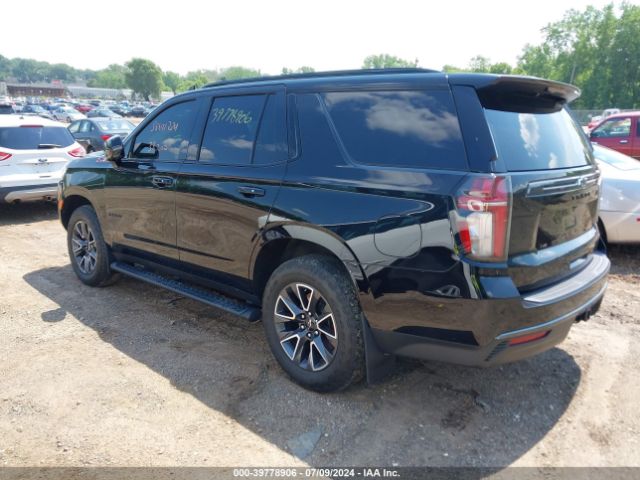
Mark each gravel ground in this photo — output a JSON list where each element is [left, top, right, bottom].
[[1, 202, 639, 469]]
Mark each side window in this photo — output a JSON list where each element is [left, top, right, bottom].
[[79, 121, 91, 133], [199, 95, 265, 165], [636, 118, 640, 137], [322, 90, 467, 170], [592, 117, 631, 138], [68, 121, 80, 134], [132, 100, 196, 162], [254, 92, 287, 164]]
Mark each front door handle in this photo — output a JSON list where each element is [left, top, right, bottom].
[[238, 186, 265, 197], [151, 176, 175, 188], [619, 139, 629, 144]]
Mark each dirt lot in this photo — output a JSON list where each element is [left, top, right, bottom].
[[1, 202, 639, 469]]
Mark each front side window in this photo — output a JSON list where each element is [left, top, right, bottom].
[[322, 90, 467, 170], [132, 100, 196, 162], [592, 117, 631, 138], [199, 95, 265, 165]]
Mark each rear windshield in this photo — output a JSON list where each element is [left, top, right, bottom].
[[485, 108, 591, 171], [0, 126, 75, 150], [95, 119, 134, 132], [322, 90, 468, 170]]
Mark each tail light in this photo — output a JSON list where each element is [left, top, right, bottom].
[[101, 134, 112, 141], [0, 151, 12, 161], [68, 146, 86, 158], [452, 175, 511, 262], [508, 330, 550, 346]]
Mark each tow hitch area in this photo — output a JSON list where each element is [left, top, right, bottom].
[[576, 297, 603, 322]]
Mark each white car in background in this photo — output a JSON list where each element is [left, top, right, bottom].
[[0, 115, 85, 203], [593, 144, 640, 244], [52, 106, 86, 123]]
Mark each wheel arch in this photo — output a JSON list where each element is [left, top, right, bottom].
[[250, 224, 369, 299], [60, 192, 96, 230]]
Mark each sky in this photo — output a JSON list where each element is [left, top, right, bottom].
[[3, 0, 629, 76]]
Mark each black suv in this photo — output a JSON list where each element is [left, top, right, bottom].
[[59, 69, 609, 392]]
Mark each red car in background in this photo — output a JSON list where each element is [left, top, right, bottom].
[[590, 112, 640, 160], [75, 103, 93, 114]]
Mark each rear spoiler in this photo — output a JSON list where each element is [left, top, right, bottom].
[[448, 74, 581, 113]]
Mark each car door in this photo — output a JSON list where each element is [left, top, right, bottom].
[[68, 120, 82, 145], [175, 88, 288, 292], [632, 117, 640, 159], [104, 98, 199, 261], [590, 116, 634, 157], [72, 120, 92, 151]]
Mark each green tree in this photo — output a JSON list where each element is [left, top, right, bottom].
[[11, 58, 43, 83], [441, 64, 468, 73], [163, 71, 181, 94], [88, 64, 127, 89], [608, 3, 640, 107], [362, 54, 418, 69], [218, 66, 262, 81], [125, 58, 163, 100], [0, 55, 11, 80], [48, 63, 76, 82], [281, 66, 315, 75], [177, 73, 209, 92], [515, 3, 640, 108], [468, 55, 492, 73]]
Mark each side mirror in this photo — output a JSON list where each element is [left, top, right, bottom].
[[104, 135, 124, 164]]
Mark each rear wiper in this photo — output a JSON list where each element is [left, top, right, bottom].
[[37, 144, 62, 149]]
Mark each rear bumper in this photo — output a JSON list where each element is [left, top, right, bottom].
[[0, 183, 59, 203], [367, 251, 610, 366]]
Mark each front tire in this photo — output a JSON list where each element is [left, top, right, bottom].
[[67, 205, 119, 287], [262, 254, 365, 392]]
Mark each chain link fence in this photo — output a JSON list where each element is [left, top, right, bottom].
[[571, 109, 637, 126]]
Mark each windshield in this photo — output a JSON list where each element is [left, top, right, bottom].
[[485, 108, 592, 171], [0, 126, 75, 149], [593, 144, 640, 170]]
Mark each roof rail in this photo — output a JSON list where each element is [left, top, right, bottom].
[[202, 68, 440, 89]]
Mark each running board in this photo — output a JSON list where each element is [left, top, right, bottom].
[[110, 262, 261, 322]]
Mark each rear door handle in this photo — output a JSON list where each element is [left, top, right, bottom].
[[238, 186, 265, 197], [619, 139, 629, 144], [151, 176, 175, 188]]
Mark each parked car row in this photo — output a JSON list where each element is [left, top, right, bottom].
[[1, 98, 158, 121]]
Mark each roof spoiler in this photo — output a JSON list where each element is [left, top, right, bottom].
[[448, 74, 581, 113]]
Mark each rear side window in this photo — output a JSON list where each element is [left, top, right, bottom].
[[0, 126, 74, 149], [0, 105, 14, 114], [132, 100, 196, 162], [485, 108, 590, 171], [199, 94, 286, 165], [322, 90, 467, 170], [254, 93, 287, 165]]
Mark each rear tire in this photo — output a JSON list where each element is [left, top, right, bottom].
[[67, 205, 119, 287], [262, 254, 365, 392]]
